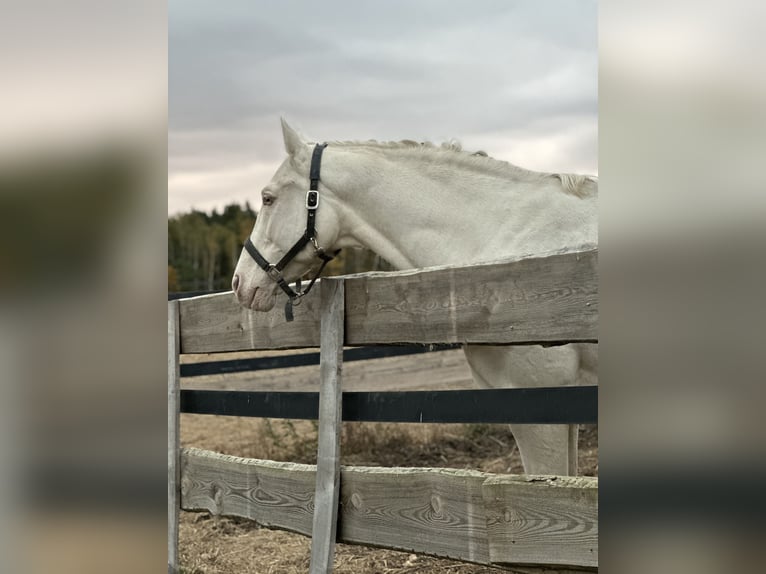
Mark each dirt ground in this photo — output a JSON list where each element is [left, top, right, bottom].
[[178, 349, 598, 574]]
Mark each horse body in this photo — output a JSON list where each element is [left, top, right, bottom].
[[233, 120, 597, 475]]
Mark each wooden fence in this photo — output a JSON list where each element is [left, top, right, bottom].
[[168, 246, 598, 573]]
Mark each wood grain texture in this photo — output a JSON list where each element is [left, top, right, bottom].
[[339, 466, 491, 564], [178, 289, 321, 353], [167, 301, 180, 574], [483, 475, 598, 568], [181, 448, 316, 535], [310, 279, 345, 574], [180, 449, 597, 571], [343, 247, 598, 346], [178, 247, 598, 353]]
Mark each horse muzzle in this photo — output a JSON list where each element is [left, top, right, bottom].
[[232, 276, 278, 311]]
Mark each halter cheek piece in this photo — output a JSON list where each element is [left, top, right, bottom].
[[243, 143, 340, 321]]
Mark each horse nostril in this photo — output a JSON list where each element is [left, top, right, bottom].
[[232, 274, 240, 293]]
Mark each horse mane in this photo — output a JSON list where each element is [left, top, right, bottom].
[[321, 138, 597, 198]]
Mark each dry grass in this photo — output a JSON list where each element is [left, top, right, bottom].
[[180, 513, 508, 574]]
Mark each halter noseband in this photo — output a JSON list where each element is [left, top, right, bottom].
[[243, 143, 340, 321]]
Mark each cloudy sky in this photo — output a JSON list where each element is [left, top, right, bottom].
[[168, 0, 597, 215]]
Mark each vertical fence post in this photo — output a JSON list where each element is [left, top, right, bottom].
[[568, 424, 579, 476], [309, 279, 345, 574], [168, 301, 181, 574]]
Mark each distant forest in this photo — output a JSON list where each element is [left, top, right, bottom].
[[168, 203, 392, 292]]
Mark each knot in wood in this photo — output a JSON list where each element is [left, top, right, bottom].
[[350, 492, 363, 510], [213, 485, 224, 513], [430, 495, 442, 514]]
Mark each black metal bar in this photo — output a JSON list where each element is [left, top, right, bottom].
[[182, 390, 320, 420], [180, 386, 597, 425], [180, 344, 460, 377]]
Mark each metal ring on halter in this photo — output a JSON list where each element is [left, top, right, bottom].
[[311, 236, 323, 254]]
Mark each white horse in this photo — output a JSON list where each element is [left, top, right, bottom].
[[232, 119, 597, 475]]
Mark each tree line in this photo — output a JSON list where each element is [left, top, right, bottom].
[[168, 203, 392, 292]]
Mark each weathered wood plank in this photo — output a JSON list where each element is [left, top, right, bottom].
[[344, 247, 597, 346], [310, 279, 345, 574], [180, 449, 597, 571], [178, 247, 598, 353], [178, 289, 321, 353], [181, 448, 316, 535], [483, 475, 598, 568], [339, 466, 491, 564], [167, 301, 181, 574]]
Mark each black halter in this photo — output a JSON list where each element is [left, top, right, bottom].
[[243, 143, 340, 321]]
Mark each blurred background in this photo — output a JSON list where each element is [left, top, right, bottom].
[[0, 1, 166, 573], [0, 1, 764, 573], [600, 1, 766, 572]]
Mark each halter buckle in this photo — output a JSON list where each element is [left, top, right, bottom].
[[306, 190, 319, 210], [266, 265, 282, 281]]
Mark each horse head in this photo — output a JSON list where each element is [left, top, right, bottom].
[[232, 119, 341, 312]]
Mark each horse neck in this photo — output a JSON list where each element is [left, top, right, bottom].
[[321, 145, 597, 269]]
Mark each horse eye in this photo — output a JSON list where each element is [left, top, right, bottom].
[[262, 194, 274, 206]]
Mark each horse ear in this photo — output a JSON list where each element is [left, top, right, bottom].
[[281, 118, 305, 157]]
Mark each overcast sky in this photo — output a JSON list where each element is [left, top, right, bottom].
[[168, 0, 597, 215]]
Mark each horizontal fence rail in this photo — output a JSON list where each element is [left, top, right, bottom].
[[168, 290, 227, 301], [181, 386, 597, 424], [181, 448, 598, 571], [180, 344, 459, 377], [177, 247, 597, 353]]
